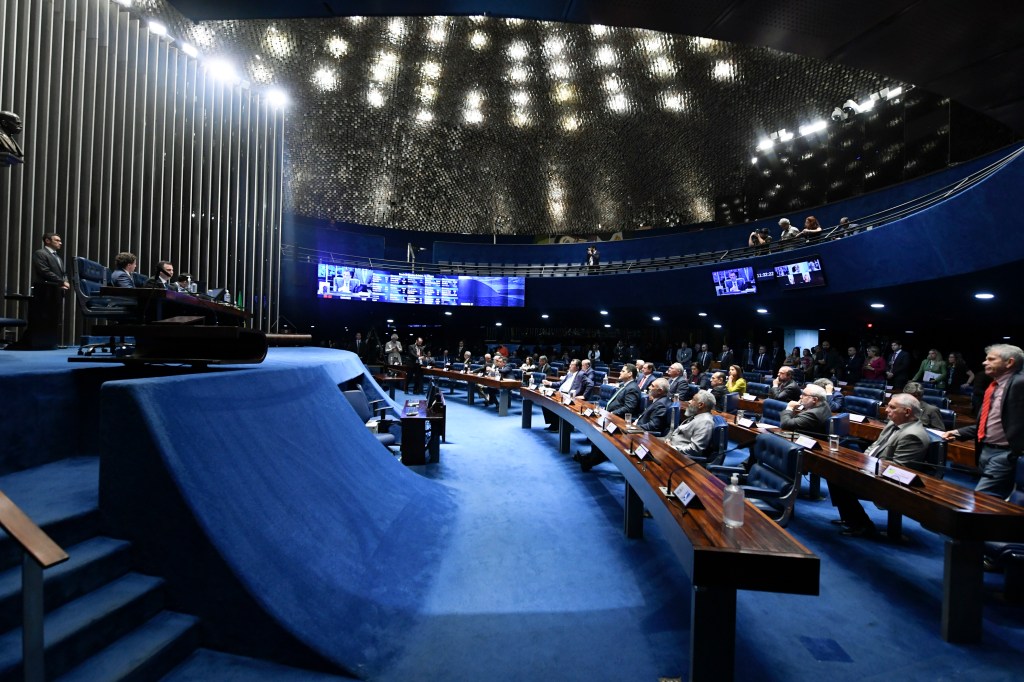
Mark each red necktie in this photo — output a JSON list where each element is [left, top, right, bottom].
[[977, 380, 997, 442]]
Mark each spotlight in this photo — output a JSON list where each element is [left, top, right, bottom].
[[842, 99, 863, 115]]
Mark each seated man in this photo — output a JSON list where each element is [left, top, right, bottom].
[[635, 378, 672, 437], [110, 252, 137, 287], [813, 377, 845, 412], [577, 364, 641, 471], [536, 354, 557, 377], [769, 366, 801, 402], [829, 394, 930, 537], [483, 355, 513, 407], [709, 371, 728, 411], [542, 359, 592, 429], [665, 362, 688, 399], [665, 390, 716, 457], [636, 362, 657, 392], [144, 260, 174, 289], [902, 381, 945, 430], [780, 383, 832, 436]]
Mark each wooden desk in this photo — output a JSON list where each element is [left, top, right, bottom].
[[399, 400, 442, 465], [521, 387, 819, 682], [723, 413, 1024, 643], [422, 367, 521, 416], [99, 287, 249, 325], [374, 373, 406, 400]]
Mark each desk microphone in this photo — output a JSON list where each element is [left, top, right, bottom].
[[663, 460, 699, 495]]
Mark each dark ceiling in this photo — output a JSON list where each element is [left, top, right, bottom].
[[167, 0, 1024, 135]]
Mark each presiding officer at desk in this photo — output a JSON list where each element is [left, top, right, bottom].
[[780, 383, 832, 436], [110, 252, 137, 287], [829, 394, 930, 537], [144, 261, 174, 289]]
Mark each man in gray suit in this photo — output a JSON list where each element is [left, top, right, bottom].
[[666, 390, 716, 457], [829, 393, 930, 536]]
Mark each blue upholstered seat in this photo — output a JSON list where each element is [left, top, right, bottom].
[[844, 395, 880, 419], [342, 389, 399, 448], [710, 433, 803, 527], [760, 398, 788, 427], [921, 394, 951, 409], [747, 382, 770, 397], [852, 386, 885, 401]]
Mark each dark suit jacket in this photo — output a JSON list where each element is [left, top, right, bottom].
[[636, 396, 671, 436], [538, 363, 557, 377], [719, 351, 735, 368], [780, 401, 832, 436], [636, 373, 656, 391], [576, 368, 595, 397], [32, 248, 66, 285], [696, 351, 714, 371], [888, 350, 913, 387], [710, 384, 728, 411], [957, 371, 1024, 451], [667, 375, 688, 399], [144, 276, 170, 289], [606, 380, 641, 417], [110, 269, 135, 288], [770, 379, 801, 402], [753, 353, 772, 372]]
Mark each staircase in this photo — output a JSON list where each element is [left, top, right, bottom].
[[0, 458, 350, 681]]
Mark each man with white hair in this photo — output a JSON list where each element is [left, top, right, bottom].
[[780, 383, 832, 436], [943, 343, 1024, 498], [831, 393, 930, 536], [665, 390, 716, 457], [779, 218, 800, 241], [665, 362, 689, 399]]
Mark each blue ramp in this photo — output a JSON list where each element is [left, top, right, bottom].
[[99, 365, 457, 678]]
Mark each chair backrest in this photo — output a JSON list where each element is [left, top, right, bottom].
[[702, 415, 729, 467], [342, 389, 373, 422], [829, 412, 850, 437], [857, 379, 886, 389], [917, 431, 948, 479], [510, 369, 523, 383], [599, 383, 617, 406], [531, 371, 547, 386], [742, 372, 761, 384], [852, 386, 885, 401], [747, 382, 770, 397], [922, 387, 947, 397], [450, 362, 465, 371], [652, 371, 664, 379], [747, 433, 804, 525], [592, 370, 606, 384], [922, 394, 951, 409], [761, 398, 788, 426], [1010, 456, 1024, 507], [723, 392, 739, 414], [938, 407, 956, 431], [845, 395, 881, 419]]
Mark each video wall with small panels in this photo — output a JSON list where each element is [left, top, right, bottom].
[[317, 264, 525, 307], [715, 255, 826, 296]]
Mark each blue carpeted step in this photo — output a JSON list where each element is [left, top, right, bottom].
[[0, 573, 166, 682], [0, 458, 100, 570], [0, 536, 131, 631], [55, 611, 199, 682], [162, 649, 357, 681]]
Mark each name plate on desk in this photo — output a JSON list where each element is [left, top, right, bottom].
[[849, 414, 866, 423], [741, 393, 757, 401], [562, 395, 574, 406], [881, 465, 922, 487], [634, 443, 650, 460], [583, 408, 594, 417], [736, 416, 756, 428], [605, 421, 618, 434], [794, 434, 819, 450], [597, 416, 607, 428], [542, 387, 556, 397], [673, 481, 700, 507]]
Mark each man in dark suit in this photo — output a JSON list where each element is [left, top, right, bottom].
[[887, 340, 913, 389], [709, 371, 729, 411], [944, 344, 1024, 498], [780, 383, 832, 436], [109, 252, 137, 287], [842, 346, 863, 382], [769, 366, 801, 402], [719, 344, 735, 369], [741, 342, 757, 371], [665, 362, 688, 398], [351, 332, 368, 360], [831, 393, 930, 536], [536, 355, 557, 377], [26, 232, 70, 349], [577, 363, 642, 471], [144, 261, 174, 289], [484, 355, 515, 407], [636, 378, 672, 436], [695, 344, 714, 372], [636, 362, 656, 392], [753, 344, 773, 374], [542, 359, 593, 428]]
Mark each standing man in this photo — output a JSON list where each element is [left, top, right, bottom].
[[27, 232, 70, 349], [352, 332, 367, 360], [410, 337, 426, 394], [887, 340, 912, 389], [753, 345, 772, 374], [696, 344, 713, 372], [676, 341, 692, 366], [943, 344, 1024, 498], [719, 344, 735, 369]]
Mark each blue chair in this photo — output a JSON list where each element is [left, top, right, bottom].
[[689, 415, 729, 467], [592, 370, 606, 385], [71, 256, 140, 355], [853, 386, 886, 401], [598, 383, 617, 407], [920, 431, 948, 479], [829, 412, 850, 438], [985, 456, 1024, 602], [845, 395, 881, 419], [938, 407, 956, 431], [652, 371, 664, 379], [742, 372, 762, 384], [857, 379, 886, 389], [922, 394, 951, 410], [723, 392, 740, 414], [710, 433, 804, 527], [922, 387, 947, 398], [342, 390, 399, 449], [747, 382, 771, 397], [760, 398, 788, 427]]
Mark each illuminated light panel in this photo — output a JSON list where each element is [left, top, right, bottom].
[[470, 31, 488, 49], [643, 36, 665, 53], [312, 67, 337, 90], [778, 129, 794, 142], [507, 41, 528, 60], [207, 59, 238, 82], [510, 90, 529, 106], [974, 292, 995, 299], [511, 110, 531, 127], [591, 24, 608, 37], [712, 60, 736, 80], [650, 56, 674, 77], [596, 45, 616, 65], [508, 65, 529, 82], [652, 316, 661, 321], [266, 89, 288, 108], [148, 21, 167, 37], [327, 36, 348, 58], [416, 110, 433, 122], [543, 36, 566, 57], [608, 93, 628, 112], [549, 61, 571, 79], [560, 115, 580, 132], [603, 76, 621, 93], [799, 120, 827, 135], [466, 91, 483, 108], [387, 18, 406, 41], [505, 18, 524, 26], [421, 61, 441, 80], [417, 84, 437, 103], [249, 61, 273, 84], [693, 37, 716, 50], [264, 26, 294, 58], [698, 312, 708, 317], [662, 92, 686, 111], [464, 109, 483, 124], [600, 310, 608, 315], [553, 83, 575, 103], [870, 303, 885, 308], [370, 52, 399, 83], [427, 26, 447, 44], [181, 43, 198, 58], [191, 25, 215, 49], [348, 16, 364, 25], [367, 88, 384, 107]]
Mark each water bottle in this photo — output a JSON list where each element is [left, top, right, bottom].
[[723, 473, 744, 528], [223, 288, 231, 304]]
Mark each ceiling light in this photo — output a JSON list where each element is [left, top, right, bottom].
[[974, 292, 995, 300], [541, 314, 549, 319], [600, 310, 608, 315], [756, 308, 768, 314], [148, 21, 167, 37], [713, 324, 722, 329], [870, 303, 885, 308], [386, 319, 394, 323], [495, 322, 502, 327], [181, 43, 198, 58], [651, 316, 661, 322], [444, 311, 452, 316], [698, 312, 708, 317], [798, 120, 827, 136], [604, 324, 611, 328], [266, 89, 288, 108], [206, 59, 238, 83]]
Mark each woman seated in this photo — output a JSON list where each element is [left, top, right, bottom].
[[726, 364, 747, 395]]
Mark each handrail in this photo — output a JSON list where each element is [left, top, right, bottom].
[[285, 145, 1024, 279], [1, 488, 69, 682]]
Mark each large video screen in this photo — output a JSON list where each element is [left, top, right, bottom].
[[316, 264, 525, 307], [773, 255, 826, 290], [712, 266, 757, 297]]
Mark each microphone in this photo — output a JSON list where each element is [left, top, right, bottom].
[[663, 460, 699, 495]]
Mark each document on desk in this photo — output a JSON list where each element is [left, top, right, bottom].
[[756, 423, 779, 430]]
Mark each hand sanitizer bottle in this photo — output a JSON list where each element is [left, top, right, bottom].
[[724, 473, 745, 528]]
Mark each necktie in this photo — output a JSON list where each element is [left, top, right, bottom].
[[977, 380, 998, 442], [867, 423, 896, 458]]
